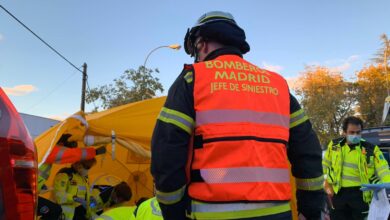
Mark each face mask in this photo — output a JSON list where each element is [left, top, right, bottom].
[[347, 135, 361, 144], [79, 168, 89, 177]]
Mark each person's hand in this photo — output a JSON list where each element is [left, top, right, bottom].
[[95, 146, 106, 155], [324, 181, 334, 197]]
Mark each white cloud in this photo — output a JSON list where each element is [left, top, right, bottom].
[[328, 55, 360, 73], [330, 62, 352, 73], [47, 112, 70, 121], [261, 62, 283, 73], [3, 85, 38, 96]]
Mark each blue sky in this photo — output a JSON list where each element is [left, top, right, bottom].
[[1, 0, 389, 119]]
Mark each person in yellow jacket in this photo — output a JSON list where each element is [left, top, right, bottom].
[[38, 134, 105, 219], [134, 197, 163, 220], [53, 158, 97, 220], [323, 116, 390, 219]]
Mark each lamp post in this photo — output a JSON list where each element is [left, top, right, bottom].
[[143, 44, 181, 68]]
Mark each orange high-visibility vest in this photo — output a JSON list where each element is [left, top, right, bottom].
[[189, 55, 291, 202]]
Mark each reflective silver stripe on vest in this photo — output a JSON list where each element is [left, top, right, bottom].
[[81, 148, 88, 160], [200, 167, 290, 183], [343, 162, 358, 169], [341, 174, 360, 182], [196, 110, 289, 128], [39, 164, 53, 180], [55, 147, 66, 163], [192, 201, 289, 213]]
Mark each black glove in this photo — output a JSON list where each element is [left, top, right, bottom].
[[95, 146, 107, 155]]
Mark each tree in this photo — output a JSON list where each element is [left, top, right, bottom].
[[294, 66, 357, 145], [372, 34, 390, 67], [372, 34, 390, 96], [86, 66, 164, 111], [356, 64, 388, 126]]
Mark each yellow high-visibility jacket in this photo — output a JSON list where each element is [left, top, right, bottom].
[[323, 138, 390, 203], [53, 168, 89, 220]]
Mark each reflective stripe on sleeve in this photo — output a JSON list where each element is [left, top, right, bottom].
[[200, 167, 290, 183], [156, 185, 186, 205], [196, 110, 289, 128], [55, 147, 66, 163], [158, 107, 194, 134], [81, 148, 88, 160], [295, 175, 324, 191], [290, 109, 309, 128]]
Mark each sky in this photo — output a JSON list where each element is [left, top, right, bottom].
[[1, 0, 389, 120]]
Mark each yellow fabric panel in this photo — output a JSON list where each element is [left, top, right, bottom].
[[36, 111, 87, 166]]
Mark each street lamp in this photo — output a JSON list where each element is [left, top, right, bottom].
[[143, 44, 181, 68]]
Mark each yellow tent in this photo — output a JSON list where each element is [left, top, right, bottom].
[[35, 96, 298, 218], [36, 96, 166, 205]]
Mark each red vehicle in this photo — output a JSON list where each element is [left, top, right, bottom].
[[0, 88, 38, 219]]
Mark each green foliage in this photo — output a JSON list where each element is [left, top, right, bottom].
[[86, 66, 164, 111]]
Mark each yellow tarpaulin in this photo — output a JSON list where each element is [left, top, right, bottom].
[[36, 96, 166, 204]]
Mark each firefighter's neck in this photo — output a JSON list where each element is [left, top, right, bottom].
[[196, 40, 225, 62]]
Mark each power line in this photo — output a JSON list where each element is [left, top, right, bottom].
[[28, 67, 80, 110], [0, 4, 82, 73]]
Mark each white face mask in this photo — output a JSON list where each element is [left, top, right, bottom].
[[347, 135, 361, 144], [79, 168, 89, 177]]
